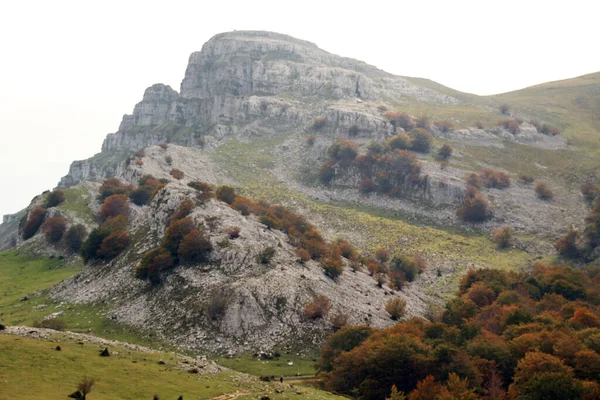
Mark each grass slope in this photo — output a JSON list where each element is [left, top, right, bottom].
[[0, 333, 342, 400]]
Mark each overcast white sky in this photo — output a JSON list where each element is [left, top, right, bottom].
[[1, 0, 598, 218]]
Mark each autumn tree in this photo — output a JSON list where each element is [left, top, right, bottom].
[[163, 217, 196, 255], [178, 229, 212, 263], [22, 206, 46, 240], [98, 194, 129, 222], [41, 216, 67, 242], [98, 178, 133, 200]]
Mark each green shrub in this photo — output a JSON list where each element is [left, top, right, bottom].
[[256, 247, 276, 264], [493, 227, 513, 249], [65, 224, 87, 252], [437, 144, 453, 161], [409, 128, 433, 153], [216, 185, 236, 204], [45, 189, 65, 208]]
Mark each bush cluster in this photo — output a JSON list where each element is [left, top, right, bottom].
[[136, 199, 212, 284], [498, 119, 521, 135], [319, 138, 425, 198], [303, 295, 332, 319], [318, 263, 600, 400]]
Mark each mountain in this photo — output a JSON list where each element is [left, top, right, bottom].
[[1, 31, 598, 354]]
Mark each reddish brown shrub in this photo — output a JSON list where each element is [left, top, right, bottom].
[[22, 206, 47, 240], [328, 139, 359, 166], [535, 182, 554, 200], [296, 248, 311, 262], [499, 119, 521, 135], [480, 168, 511, 189], [163, 217, 196, 255], [159, 143, 168, 150], [540, 124, 560, 136], [457, 187, 490, 222], [169, 199, 195, 224], [216, 185, 236, 204], [41, 216, 67, 242], [359, 178, 376, 194], [311, 116, 327, 131], [304, 295, 332, 319], [416, 116, 431, 130], [98, 178, 133, 201], [97, 230, 129, 259], [520, 175, 535, 184], [377, 105, 388, 112], [385, 297, 407, 320], [375, 247, 390, 263], [98, 194, 129, 222], [136, 247, 173, 284], [321, 257, 344, 279], [319, 160, 336, 185], [178, 229, 212, 263], [437, 119, 454, 133], [555, 229, 580, 258], [134, 159, 144, 166], [475, 121, 485, 129], [169, 168, 184, 180], [306, 135, 316, 146], [493, 227, 513, 249], [582, 182, 598, 203], [499, 104, 510, 115], [231, 196, 254, 216], [227, 226, 241, 239]]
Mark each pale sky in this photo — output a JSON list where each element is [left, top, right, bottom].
[[1, 0, 598, 218]]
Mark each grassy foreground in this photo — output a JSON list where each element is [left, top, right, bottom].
[[0, 333, 342, 400]]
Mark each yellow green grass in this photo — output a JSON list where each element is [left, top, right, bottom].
[[0, 334, 343, 400], [212, 138, 541, 278]]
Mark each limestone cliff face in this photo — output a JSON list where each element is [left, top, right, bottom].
[[83, 31, 459, 157]]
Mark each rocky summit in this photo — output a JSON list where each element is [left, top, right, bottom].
[[1, 30, 598, 356]]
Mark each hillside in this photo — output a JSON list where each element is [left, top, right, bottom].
[[0, 30, 598, 359]]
